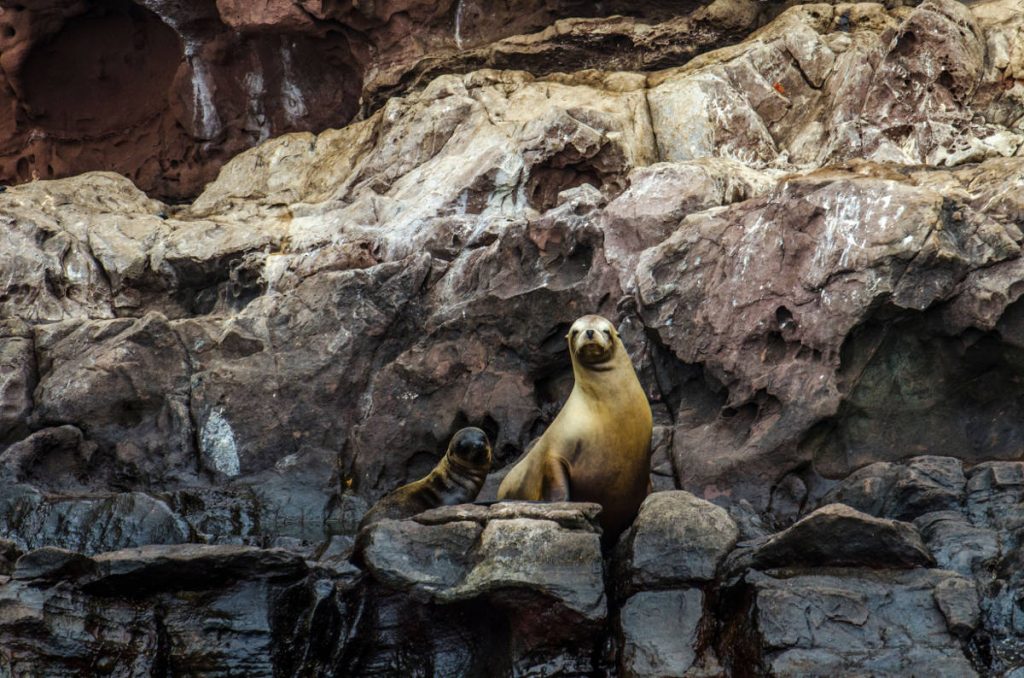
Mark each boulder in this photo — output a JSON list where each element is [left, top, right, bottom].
[[614, 491, 738, 594], [361, 501, 605, 621], [724, 504, 934, 575], [0, 485, 191, 555], [821, 456, 967, 521]]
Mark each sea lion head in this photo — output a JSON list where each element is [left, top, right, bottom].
[[447, 427, 492, 468], [567, 314, 618, 367]]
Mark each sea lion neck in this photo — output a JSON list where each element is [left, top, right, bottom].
[[569, 342, 633, 395]]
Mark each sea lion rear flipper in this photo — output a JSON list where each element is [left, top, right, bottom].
[[541, 456, 572, 502]]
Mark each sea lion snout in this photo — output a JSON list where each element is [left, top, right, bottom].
[[450, 427, 492, 466]]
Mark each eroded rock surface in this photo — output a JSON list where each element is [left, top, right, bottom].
[[1, 0, 1024, 674]]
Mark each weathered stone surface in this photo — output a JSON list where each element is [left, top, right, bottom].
[[966, 461, 1024, 540], [934, 576, 981, 638], [87, 543, 308, 591], [0, 0, 784, 200], [725, 504, 934, 574], [735, 569, 978, 677], [0, 543, 347, 677], [0, 325, 34, 445], [361, 501, 605, 621], [12, 547, 96, 583], [618, 589, 706, 678], [0, 540, 19, 577], [820, 455, 967, 521], [0, 485, 191, 555], [915, 510, 1000, 577], [0, 0, 1022, 674], [0, 425, 96, 489], [614, 491, 738, 594]]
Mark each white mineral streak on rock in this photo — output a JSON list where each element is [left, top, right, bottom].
[[280, 42, 308, 125], [454, 0, 466, 50], [201, 409, 240, 477], [244, 63, 271, 142], [187, 50, 223, 140], [137, 0, 222, 139]]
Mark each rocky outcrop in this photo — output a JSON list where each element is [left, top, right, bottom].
[[2, 0, 1024, 674], [0, 483, 1013, 676], [0, 0, 812, 200], [734, 568, 979, 676]]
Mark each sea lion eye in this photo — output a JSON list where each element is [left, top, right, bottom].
[[571, 329, 579, 337], [603, 329, 612, 338]]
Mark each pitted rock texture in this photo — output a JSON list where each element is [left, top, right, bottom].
[[731, 568, 979, 677], [1, 0, 1024, 674], [0, 0, 823, 201], [359, 501, 606, 620]]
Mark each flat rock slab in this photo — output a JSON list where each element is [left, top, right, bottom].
[[360, 501, 606, 621], [12, 547, 96, 583], [725, 503, 934, 575], [86, 544, 309, 593], [413, 501, 603, 531], [746, 568, 978, 677], [12, 543, 308, 594]]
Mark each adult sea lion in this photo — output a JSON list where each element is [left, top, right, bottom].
[[358, 427, 492, 530], [497, 314, 653, 541]]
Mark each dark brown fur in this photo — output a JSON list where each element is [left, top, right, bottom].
[[358, 427, 492, 531]]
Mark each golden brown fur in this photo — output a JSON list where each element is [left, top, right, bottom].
[[497, 315, 653, 541]]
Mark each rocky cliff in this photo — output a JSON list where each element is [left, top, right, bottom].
[[2, 0, 1024, 674]]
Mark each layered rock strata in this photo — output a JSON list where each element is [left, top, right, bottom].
[[1, 0, 1023, 673]]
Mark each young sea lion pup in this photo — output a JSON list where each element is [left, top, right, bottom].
[[358, 427, 492, 530], [497, 314, 653, 541]]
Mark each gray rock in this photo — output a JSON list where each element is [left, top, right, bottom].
[[615, 491, 739, 593], [0, 544, 328, 677], [361, 518, 482, 594], [87, 544, 308, 592], [933, 576, 981, 637], [0, 426, 97, 490], [618, 589, 704, 678], [0, 485, 191, 555], [361, 502, 606, 621], [914, 510, 999, 576], [0, 538, 20, 576], [966, 461, 1024, 542], [414, 500, 602, 531], [0, 328, 35, 444], [747, 568, 978, 677], [821, 456, 966, 521], [725, 504, 934, 575], [12, 547, 95, 583]]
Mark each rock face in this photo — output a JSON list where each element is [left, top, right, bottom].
[[2, 0, 1024, 674], [0, 0, 804, 201]]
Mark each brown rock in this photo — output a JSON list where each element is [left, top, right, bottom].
[[724, 504, 935, 575]]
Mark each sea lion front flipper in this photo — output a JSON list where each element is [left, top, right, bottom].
[[541, 456, 572, 501]]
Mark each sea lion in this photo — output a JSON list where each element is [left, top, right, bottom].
[[358, 427, 492, 530], [497, 314, 653, 541]]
